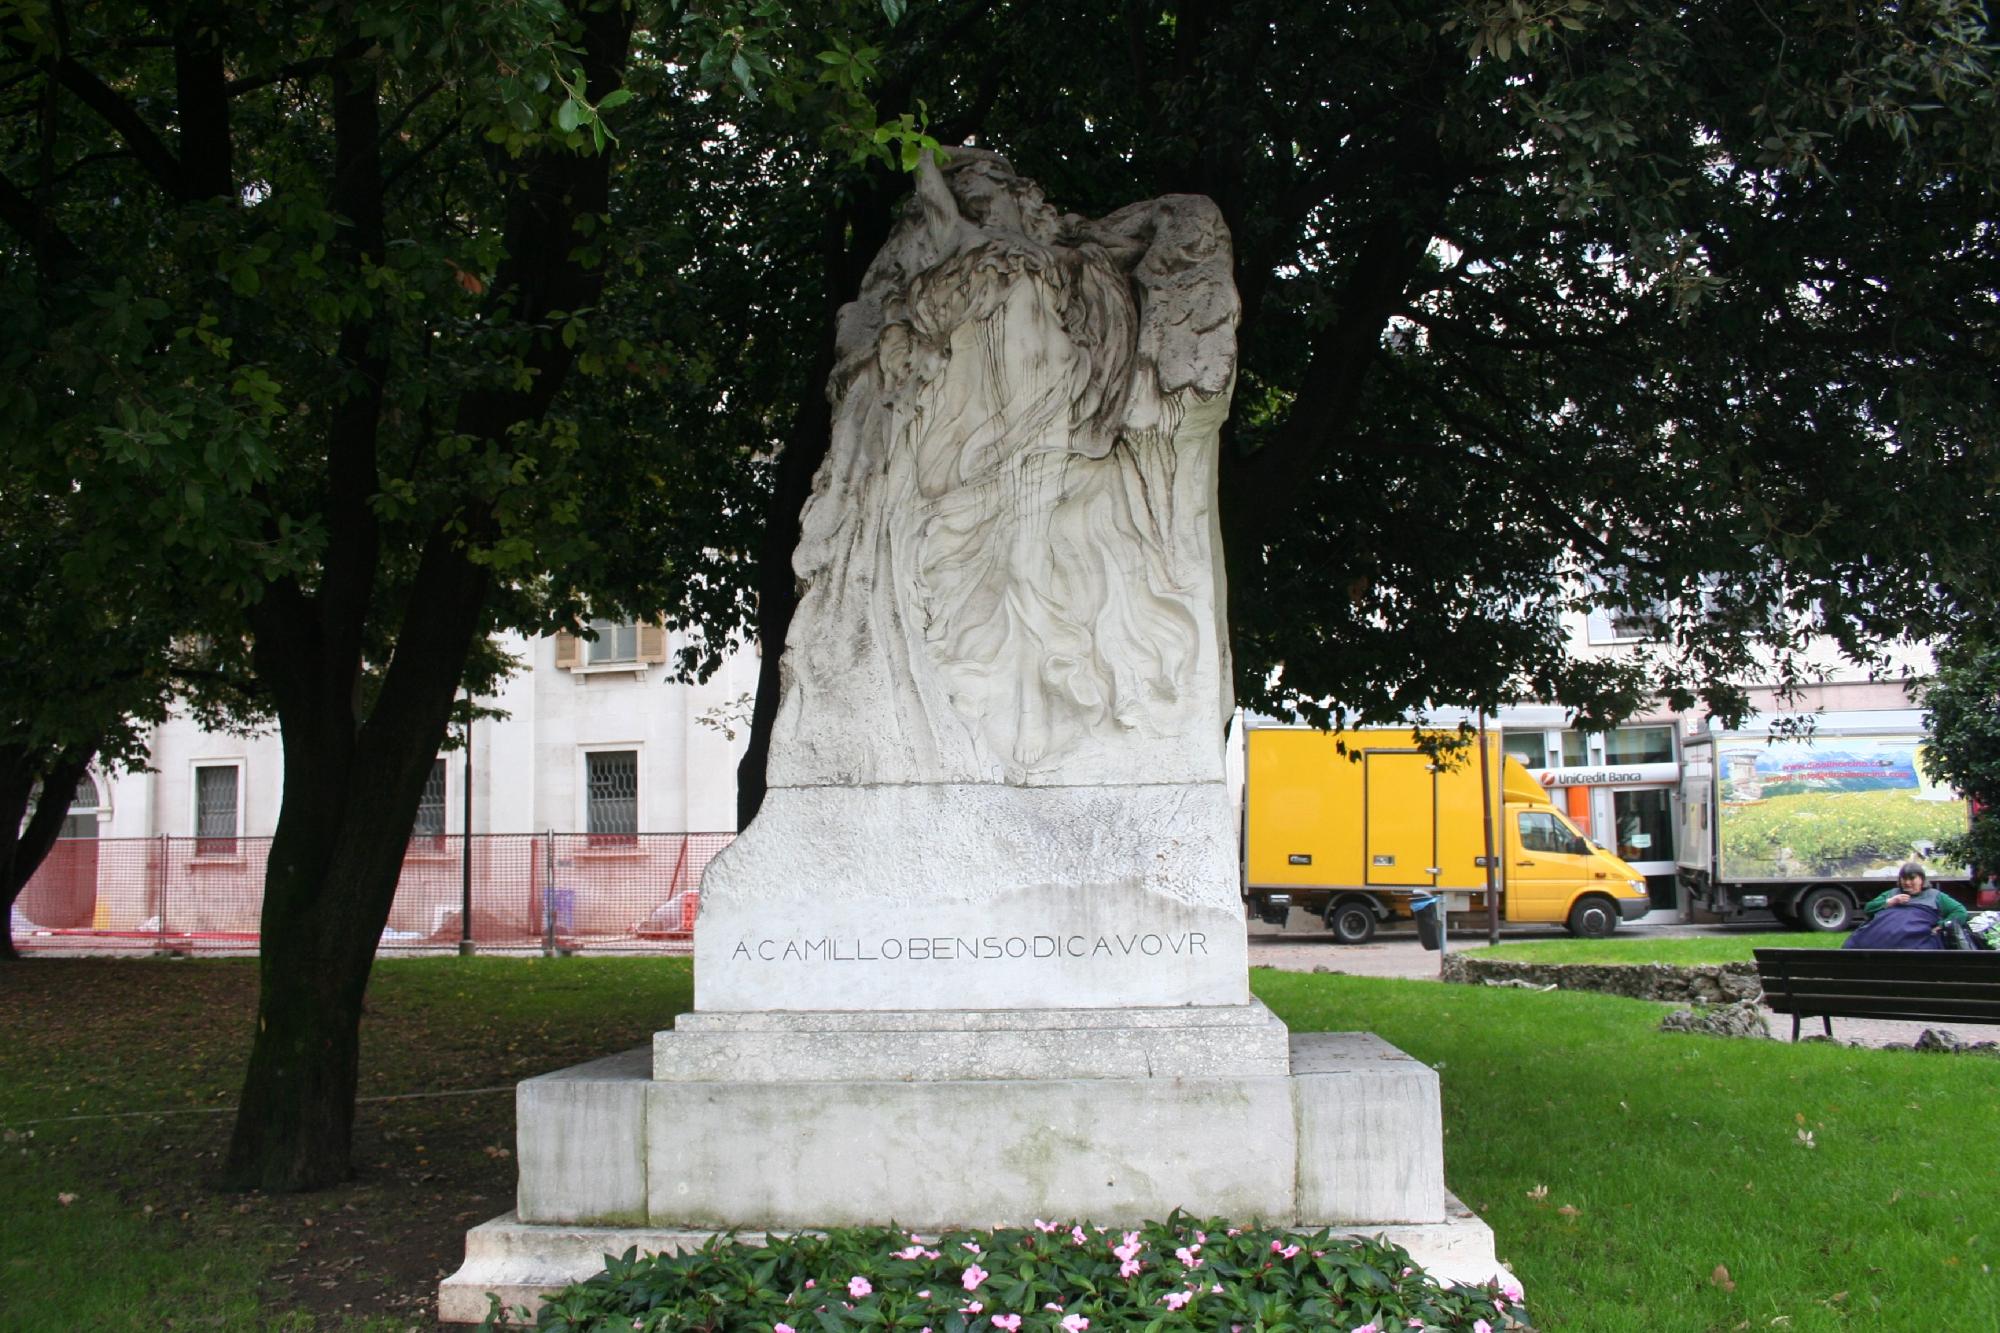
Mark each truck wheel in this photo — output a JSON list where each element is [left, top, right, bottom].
[[1797, 886, 1855, 933], [1327, 900, 1377, 945], [1566, 895, 1618, 939]]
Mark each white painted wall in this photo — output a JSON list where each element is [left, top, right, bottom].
[[91, 631, 759, 838]]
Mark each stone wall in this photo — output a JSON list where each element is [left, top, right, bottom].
[[1440, 954, 1761, 1004]]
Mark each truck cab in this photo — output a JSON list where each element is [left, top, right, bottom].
[[1497, 759, 1652, 935]]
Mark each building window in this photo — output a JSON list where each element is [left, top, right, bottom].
[[1585, 603, 1667, 645], [60, 774, 101, 839], [1501, 734, 1548, 770], [1604, 726, 1674, 765], [586, 749, 639, 841], [1560, 730, 1589, 767], [586, 619, 640, 666], [194, 764, 239, 856], [412, 759, 447, 839]]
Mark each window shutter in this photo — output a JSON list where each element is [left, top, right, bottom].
[[638, 622, 668, 664], [554, 630, 580, 669]]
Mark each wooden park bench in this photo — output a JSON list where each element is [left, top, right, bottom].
[[1753, 947, 2000, 1042]]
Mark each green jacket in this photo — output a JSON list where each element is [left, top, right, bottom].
[[1861, 885, 1969, 925]]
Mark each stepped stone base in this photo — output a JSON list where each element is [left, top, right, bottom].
[[439, 1009, 1511, 1323]]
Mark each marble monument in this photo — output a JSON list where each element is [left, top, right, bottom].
[[440, 152, 1506, 1321]]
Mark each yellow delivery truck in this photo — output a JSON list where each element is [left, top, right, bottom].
[[1243, 724, 1652, 942]]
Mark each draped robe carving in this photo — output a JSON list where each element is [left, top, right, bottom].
[[770, 151, 1240, 789]]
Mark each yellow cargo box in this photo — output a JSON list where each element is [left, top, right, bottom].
[[1244, 725, 1650, 942]]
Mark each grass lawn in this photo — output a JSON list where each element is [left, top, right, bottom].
[[3, 956, 1996, 1331], [1470, 932, 1845, 966]]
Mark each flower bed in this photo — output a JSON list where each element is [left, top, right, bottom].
[[485, 1215, 1529, 1332]]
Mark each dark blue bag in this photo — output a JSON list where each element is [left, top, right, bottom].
[[1843, 903, 1942, 950]]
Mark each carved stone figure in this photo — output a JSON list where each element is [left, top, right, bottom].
[[770, 150, 1240, 789], [695, 153, 1247, 1012]]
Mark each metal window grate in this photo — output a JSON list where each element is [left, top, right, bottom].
[[413, 759, 447, 837], [195, 765, 238, 854], [587, 751, 638, 837]]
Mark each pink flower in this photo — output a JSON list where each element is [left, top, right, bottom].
[[1474, 1321, 1494, 1333], [894, 1246, 927, 1260], [775, 1325, 795, 1333], [1061, 1317, 1089, 1333], [1070, 1226, 1088, 1246], [917, 1291, 931, 1299], [1408, 1320, 1426, 1330], [848, 1277, 872, 1300], [1160, 1292, 1191, 1311], [1044, 1304, 1064, 1313], [993, 1317, 1023, 1333], [1195, 1231, 1207, 1244], [960, 1303, 983, 1316], [1499, 1275, 1524, 1303], [962, 1264, 988, 1292], [1209, 1285, 1222, 1294], [803, 1280, 816, 1290], [1119, 1258, 1141, 1278], [1034, 1218, 1058, 1232], [1352, 1324, 1380, 1333]]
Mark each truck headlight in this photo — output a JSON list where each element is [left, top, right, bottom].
[[1628, 879, 1646, 895]]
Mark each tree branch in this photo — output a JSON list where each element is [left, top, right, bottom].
[[3, 32, 188, 199]]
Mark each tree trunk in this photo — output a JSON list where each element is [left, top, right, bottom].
[[736, 184, 897, 828], [0, 742, 96, 961], [221, 545, 491, 1191], [221, 753, 431, 1190]]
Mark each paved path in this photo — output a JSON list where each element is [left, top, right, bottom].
[[1246, 920, 2000, 1050]]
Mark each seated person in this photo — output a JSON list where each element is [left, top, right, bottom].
[[1863, 862, 1968, 925]]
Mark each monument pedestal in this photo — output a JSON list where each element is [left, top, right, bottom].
[[438, 1005, 1509, 1322]]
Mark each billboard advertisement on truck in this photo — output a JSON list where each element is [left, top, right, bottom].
[[1678, 714, 1969, 930]]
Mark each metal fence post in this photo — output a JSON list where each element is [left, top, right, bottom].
[[542, 832, 557, 956], [155, 834, 168, 950]]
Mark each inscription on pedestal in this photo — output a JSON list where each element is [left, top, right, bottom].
[[728, 931, 1211, 964]]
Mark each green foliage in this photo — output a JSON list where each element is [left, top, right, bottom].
[[722, 0, 2000, 733], [1917, 633, 2000, 871], [1719, 788, 1968, 878], [494, 1219, 1526, 1332]]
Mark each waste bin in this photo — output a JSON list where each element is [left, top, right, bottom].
[[1410, 894, 1442, 951]]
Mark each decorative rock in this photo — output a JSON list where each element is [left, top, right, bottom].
[[1906, 1029, 1999, 1055], [1442, 955, 1761, 1004], [1658, 1001, 1771, 1039]]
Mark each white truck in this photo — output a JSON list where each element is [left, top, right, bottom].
[[1676, 712, 1969, 931]]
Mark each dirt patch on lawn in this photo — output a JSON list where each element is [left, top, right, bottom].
[[0, 958, 595, 1330]]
